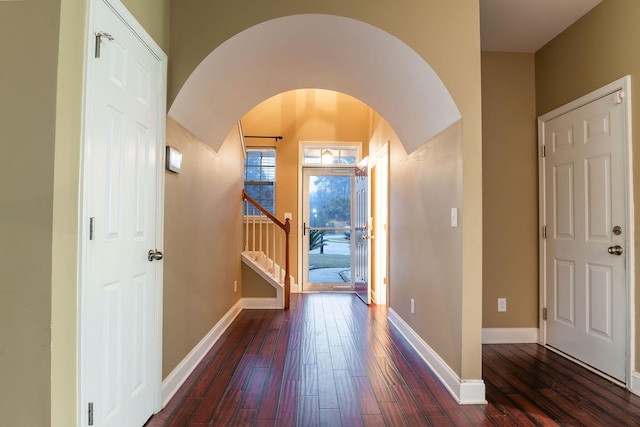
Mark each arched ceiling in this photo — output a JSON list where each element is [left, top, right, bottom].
[[168, 14, 461, 154]]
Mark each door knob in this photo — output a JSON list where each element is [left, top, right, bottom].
[[607, 245, 623, 256], [148, 249, 164, 262]]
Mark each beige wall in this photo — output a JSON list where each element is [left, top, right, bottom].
[[374, 117, 465, 372], [0, 0, 61, 424], [121, 0, 170, 53], [241, 89, 373, 285], [481, 52, 538, 328], [163, 118, 244, 377], [535, 0, 640, 371], [242, 263, 278, 298]]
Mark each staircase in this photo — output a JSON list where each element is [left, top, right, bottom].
[[242, 191, 291, 309], [241, 251, 295, 309]]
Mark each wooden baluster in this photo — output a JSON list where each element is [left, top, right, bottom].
[[265, 221, 270, 271], [279, 230, 283, 283], [272, 220, 276, 279], [244, 197, 249, 252]]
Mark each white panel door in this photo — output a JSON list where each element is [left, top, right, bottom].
[[544, 91, 627, 382], [83, 1, 165, 426], [354, 158, 371, 304]]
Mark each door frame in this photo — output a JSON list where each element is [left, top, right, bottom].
[[77, 0, 167, 424], [538, 76, 634, 387]]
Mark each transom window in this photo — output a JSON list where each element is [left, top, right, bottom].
[[303, 146, 358, 165], [244, 148, 276, 215]]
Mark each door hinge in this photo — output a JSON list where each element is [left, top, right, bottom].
[[89, 217, 96, 241], [95, 31, 114, 58], [541, 145, 546, 157], [543, 308, 548, 321], [542, 225, 547, 239], [615, 90, 625, 104], [88, 402, 94, 426]]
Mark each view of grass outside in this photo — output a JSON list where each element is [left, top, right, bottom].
[[308, 234, 350, 269]]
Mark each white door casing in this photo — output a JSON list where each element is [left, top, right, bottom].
[[539, 77, 632, 384], [80, 1, 167, 426], [355, 157, 371, 304]]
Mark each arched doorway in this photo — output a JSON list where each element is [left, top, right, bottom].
[[168, 14, 460, 154], [167, 14, 484, 404]]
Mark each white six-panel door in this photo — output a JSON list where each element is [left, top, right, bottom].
[[82, 1, 166, 426], [542, 86, 628, 382]]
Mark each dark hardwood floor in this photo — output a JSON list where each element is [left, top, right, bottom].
[[145, 293, 640, 426]]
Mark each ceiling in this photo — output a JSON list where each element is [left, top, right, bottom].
[[480, 0, 603, 53]]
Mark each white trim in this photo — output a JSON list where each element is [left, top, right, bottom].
[[630, 371, 640, 397], [538, 76, 634, 388], [161, 300, 243, 406], [482, 328, 539, 344], [242, 298, 281, 309], [388, 309, 486, 404]]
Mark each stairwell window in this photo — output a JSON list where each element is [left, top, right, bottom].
[[244, 148, 276, 215]]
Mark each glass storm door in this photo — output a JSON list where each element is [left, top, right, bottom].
[[302, 168, 354, 292]]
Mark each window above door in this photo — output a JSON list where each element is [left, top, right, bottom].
[[301, 142, 361, 166]]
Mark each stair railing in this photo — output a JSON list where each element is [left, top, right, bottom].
[[242, 190, 291, 309]]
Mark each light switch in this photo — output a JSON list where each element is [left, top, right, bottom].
[[284, 212, 292, 220], [451, 208, 458, 228]]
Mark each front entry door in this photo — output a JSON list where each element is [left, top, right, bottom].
[[82, 1, 166, 425], [354, 158, 371, 304], [542, 86, 628, 382]]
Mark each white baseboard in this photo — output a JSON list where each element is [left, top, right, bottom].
[[630, 371, 640, 397], [482, 328, 539, 344], [161, 299, 243, 406], [388, 309, 486, 404], [242, 297, 280, 309]]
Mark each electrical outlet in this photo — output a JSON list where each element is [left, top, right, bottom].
[[498, 298, 507, 312], [284, 212, 292, 220], [410, 298, 415, 314], [234, 280, 238, 293]]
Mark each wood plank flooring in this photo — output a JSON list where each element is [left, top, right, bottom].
[[145, 293, 640, 426]]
